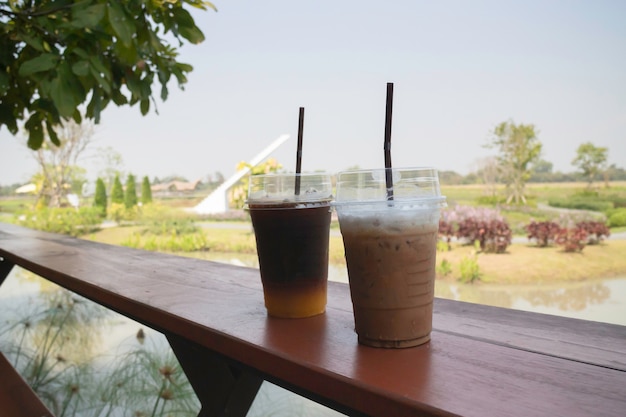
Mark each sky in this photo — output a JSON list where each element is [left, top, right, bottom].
[[1, 0, 625, 186]]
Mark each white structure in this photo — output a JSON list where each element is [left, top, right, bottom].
[[192, 134, 290, 214]]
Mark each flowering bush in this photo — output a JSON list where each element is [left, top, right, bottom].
[[439, 206, 512, 253], [556, 227, 588, 252], [525, 220, 560, 247], [576, 221, 610, 245]]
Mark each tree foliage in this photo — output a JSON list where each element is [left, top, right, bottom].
[[141, 175, 152, 204], [124, 173, 137, 208], [110, 174, 124, 204], [487, 120, 542, 204], [0, 0, 216, 149], [93, 177, 107, 216], [572, 142, 608, 188], [30, 118, 93, 207], [229, 158, 282, 209]]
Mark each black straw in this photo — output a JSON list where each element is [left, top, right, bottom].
[[295, 107, 305, 195], [384, 83, 394, 201]]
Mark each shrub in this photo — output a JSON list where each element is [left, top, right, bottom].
[[141, 176, 153, 205], [125, 174, 138, 209], [456, 217, 512, 253], [143, 219, 199, 236], [576, 221, 610, 244], [19, 207, 102, 236], [111, 175, 124, 204], [607, 208, 626, 228], [436, 259, 452, 277], [440, 205, 512, 253], [525, 220, 560, 247], [108, 203, 128, 223], [93, 178, 107, 217], [556, 226, 588, 252], [547, 198, 613, 212], [459, 251, 481, 283]]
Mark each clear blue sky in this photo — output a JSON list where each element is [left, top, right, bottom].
[[1, 0, 625, 185]]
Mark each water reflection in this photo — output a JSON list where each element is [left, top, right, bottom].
[[0, 268, 199, 417]]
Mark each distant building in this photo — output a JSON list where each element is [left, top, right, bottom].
[[151, 179, 201, 194]]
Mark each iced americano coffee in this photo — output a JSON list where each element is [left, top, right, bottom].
[[247, 173, 333, 318], [334, 168, 446, 347]]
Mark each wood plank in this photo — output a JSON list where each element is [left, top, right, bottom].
[[1, 223, 625, 417], [0, 352, 55, 417], [433, 298, 626, 371]]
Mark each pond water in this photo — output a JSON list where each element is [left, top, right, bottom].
[[1, 254, 624, 417]]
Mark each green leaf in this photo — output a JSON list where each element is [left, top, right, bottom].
[[72, 48, 91, 60], [111, 90, 127, 106], [88, 57, 112, 94], [72, 4, 106, 28], [140, 98, 149, 115], [19, 54, 59, 76], [172, 8, 205, 44], [107, 3, 134, 46], [0, 72, 9, 96], [25, 115, 44, 150], [19, 33, 46, 52], [49, 63, 84, 118], [125, 72, 142, 99], [72, 109, 83, 124], [87, 89, 103, 123], [46, 119, 61, 146], [72, 60, 90, 76]]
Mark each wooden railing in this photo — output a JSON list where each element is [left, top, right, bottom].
[[1, 222, 625, 417]]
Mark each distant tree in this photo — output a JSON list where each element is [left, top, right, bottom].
[[111, 175, 124, 204], [124, 174, 138, 208], [529, 159, 555, 182], [487, 121, 542, 204], [474, 156, 500, 198], [94, 178, 107, 216], [141, 176, 153, 205], [533, 159, 553, 174], [96, 146, 125, 191], [229, 159, 282, 209], [438, 171, 465, 186], [29, 118, 93, 207], [605, 164, 626, 182], [1, 0, 217, 150], [572, 142, 608, 188]]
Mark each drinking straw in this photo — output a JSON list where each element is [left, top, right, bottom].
[[384, 83, 394, 201], [295, 106, 305, 195]]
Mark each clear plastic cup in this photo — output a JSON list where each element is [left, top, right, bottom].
[[246, 173, 333, 318], [333, 167, 446, 347]]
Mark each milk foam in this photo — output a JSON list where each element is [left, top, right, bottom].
[[336, 206, 440, 234]]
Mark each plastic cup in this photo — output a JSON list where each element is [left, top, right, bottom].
[[333, 168, 446, 347], [246, 173, 333, 318]]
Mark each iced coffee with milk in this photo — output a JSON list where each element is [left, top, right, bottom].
[[333, 168, 445, 348], [247, 173, 333, 318]]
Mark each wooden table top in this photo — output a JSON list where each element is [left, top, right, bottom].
[[1, 222, 625, 417]]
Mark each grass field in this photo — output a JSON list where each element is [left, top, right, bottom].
[[435, 240, 626, 284]]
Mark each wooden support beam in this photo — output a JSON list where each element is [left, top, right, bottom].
[[167, 333, 263, 417], [0, 256, 15, 286]]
